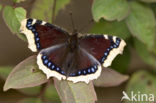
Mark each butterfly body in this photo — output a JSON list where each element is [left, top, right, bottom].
[[20, 18, 126, 83], [67, 33, 79, 52]]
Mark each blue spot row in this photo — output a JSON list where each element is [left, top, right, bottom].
[[69, 65, 98, 77], [26, 19, 41, 50], [100, 37, 121, 63], [27, 18, 33, 24], [42, 54, 99, 77], [115, 38, 121, 47], [41, 54, 65, 75]]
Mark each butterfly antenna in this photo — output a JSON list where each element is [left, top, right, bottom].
[[69, 11, 77, 33], [79, 19, 94, 33], [68, 2, 77, 33]]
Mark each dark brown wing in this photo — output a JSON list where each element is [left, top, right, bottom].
[[37, 43, 102, 83], [79, 34, 126, 67], [20, 18, 69, 52]]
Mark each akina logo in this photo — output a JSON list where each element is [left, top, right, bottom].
[[121, 91, 155, 102]]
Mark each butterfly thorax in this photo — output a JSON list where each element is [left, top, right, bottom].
[[68, 33, 78, 52], [60, 33, 79, 76]]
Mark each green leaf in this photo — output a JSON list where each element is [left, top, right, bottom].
[[44, 83, 61, 103], [18, 98, 43, 103], [92, 0, 130, 21], [126, 1, 156, 50], [111, 46, 131, 73], [54, 79, 97, 103], [134, 38, 156, 68], [125, 70, 156, 103], [90, 19, 131, 40], [93, 68, 129, 87], [18, 86, 41, 96], [30, 0, 70, 23], [3, 6, 20, 34], [15, 7, 26, 22], [3, 6, 26, 41], [3, 55, 48, 91], [0, 66, 12, 80]]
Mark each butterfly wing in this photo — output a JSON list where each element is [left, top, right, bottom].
[[79, 34, 126, 67], [37, 42, 102, 83], [20, 18, 126, 84], [37, 43, 67, 80], [20, 18, 69, 52], [68, 34, 126, 83], [66, 47, 102, 83], [36, 34, 126, 83]]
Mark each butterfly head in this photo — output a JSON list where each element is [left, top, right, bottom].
[[67, 33, 79, 52]]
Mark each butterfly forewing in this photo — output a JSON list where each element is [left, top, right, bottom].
[[20, 18, 69, 52], [79, 34, 126, 67]]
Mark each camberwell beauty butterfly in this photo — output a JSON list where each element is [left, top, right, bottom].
[[20, 18, 126, 84]]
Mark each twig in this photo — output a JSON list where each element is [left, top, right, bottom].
[[52, 0, 57, 23]]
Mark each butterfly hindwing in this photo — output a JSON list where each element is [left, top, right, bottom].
[[37, 42, 102, 83], [37, 43, 67, 80], [66, 47, 102, 83], [20, 18, 69, 52], [79, 34, 126, 68]]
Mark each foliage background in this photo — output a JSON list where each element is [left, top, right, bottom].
[[0, 0, 156, 103]]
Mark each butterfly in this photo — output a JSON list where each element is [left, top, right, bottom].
[[20, 18, 126, 84]]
